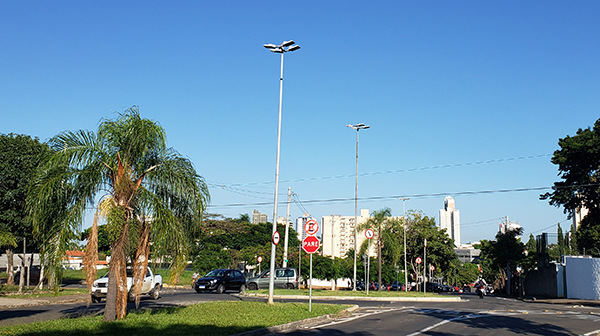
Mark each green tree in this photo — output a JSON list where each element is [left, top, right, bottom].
[[479, 228, 525, 295], [357, 208, 392, 291], [29, 107, 209, 321], [541, 118, 600, 257]]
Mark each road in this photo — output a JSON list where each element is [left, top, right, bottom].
[[2, 290, 600, 336], [279, 293, 600, 336]]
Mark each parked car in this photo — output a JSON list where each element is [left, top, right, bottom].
[[463, 285, 471, 293], [356, 280, 366, 291], [389, 281, 404, 291], [426, 282, 442, 293], [91, 267, 162, 303], [246, 268, 298, 290], [195, 269, 246, 294], [441, 285, 455, 292]]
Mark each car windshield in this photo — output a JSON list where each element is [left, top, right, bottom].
[[205, 269, 226, 277]]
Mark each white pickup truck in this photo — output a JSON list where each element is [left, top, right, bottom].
[[91, 267, 162, 303]]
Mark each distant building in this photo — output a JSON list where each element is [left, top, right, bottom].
[[499, 217, 521, 235], [439, 196, 461, 247], [252, 209, 268, 224], [455, 247, 481, 263], [321, 209, 375, 259], [572, 205, 588, 232]]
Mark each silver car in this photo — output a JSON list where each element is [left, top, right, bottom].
[[246, 268, 298, 290]]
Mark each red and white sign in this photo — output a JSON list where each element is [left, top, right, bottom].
[[430, 265, 435, 271], [365, 229, 374, 239], [416, 257, 422, 264], [304, 219, 319, 236], [273, 231, 280, 245], [302, 236, 320, 254], [257, 256, 263, 263]]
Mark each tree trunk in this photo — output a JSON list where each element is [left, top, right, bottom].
[[132, 218, 150, 308], [38, 264, 45, 290], [18, 238, 26, 293], [6, 249, 14, 285], [103, 221, 129, 322]]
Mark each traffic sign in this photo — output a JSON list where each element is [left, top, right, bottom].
[[416, 257, 422, 264], [365, 229, 374, 239], [430, 265, 435, 271], [304, 219, 319, 236], [273, 231, 280, 245], [302, 236, 320, 254], [257, 256, 263, 263]]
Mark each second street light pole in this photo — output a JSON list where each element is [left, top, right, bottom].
[[347, 123, 370, 291], [264, 40, 300, 305]]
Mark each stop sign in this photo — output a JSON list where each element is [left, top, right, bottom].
[[302, 236, 320, 254]]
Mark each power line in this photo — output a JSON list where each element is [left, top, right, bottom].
[[225, 153, 551, 187]]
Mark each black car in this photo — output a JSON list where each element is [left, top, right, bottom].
[[194, 269, 246, 294]]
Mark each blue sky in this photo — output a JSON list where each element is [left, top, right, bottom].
[[1, 1, 599, 243]]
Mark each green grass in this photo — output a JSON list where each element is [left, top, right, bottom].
[[250, 288, 439, 297], [0, 287, 88, 298], [0, 301, 348, 336]]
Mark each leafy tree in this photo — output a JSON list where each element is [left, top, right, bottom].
[[479, 228, 525, 295], [81, 224, 111, 253], [541, 118, 600, 257], [191, 243, 233, 275], [29, 107, 209, 321], [357, 208, 393, 291]]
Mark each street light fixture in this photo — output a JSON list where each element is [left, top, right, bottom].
[[347, 123, 370, 291], [264, 40, 300, 305], [399, 197, 410, 291]]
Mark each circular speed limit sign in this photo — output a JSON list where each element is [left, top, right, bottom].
[[365, 229, 375, 239], [257, 256, 263, 263], [416, 257, 422, 264]]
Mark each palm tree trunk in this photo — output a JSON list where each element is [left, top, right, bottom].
[[132, 218, 150, 308], [103, 221, 129, 322], [84, 212, 99, 305], [6, 249, 14, 285]]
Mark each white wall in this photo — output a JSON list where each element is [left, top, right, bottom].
[[565, 256, 600, 300]]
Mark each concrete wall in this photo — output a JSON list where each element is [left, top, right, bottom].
[[524, 263, 559, 298], [565, 256, 600, 300]]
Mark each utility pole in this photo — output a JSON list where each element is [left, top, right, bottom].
[[283, 187, 291, 268]]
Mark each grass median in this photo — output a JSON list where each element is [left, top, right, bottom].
[[0, 301, 349, 336], [248, 288, 439, 297]]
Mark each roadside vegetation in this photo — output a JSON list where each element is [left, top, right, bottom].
[[0, 301, 349, 336]]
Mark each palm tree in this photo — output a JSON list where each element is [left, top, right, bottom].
[[357, 207, 392, 291], [29, 107, 209, 321]]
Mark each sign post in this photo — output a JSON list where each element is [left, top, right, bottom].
[[303, 223, 319, 312], [415, 257, 422, 291], [424, 238, 427, 295], [365, 229, 374, 294]]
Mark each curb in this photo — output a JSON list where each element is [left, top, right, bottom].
[[230, 305, 360, 336], [242, 293, 462, 302]]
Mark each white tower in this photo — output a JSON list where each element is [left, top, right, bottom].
[[439, 196, 460, 247]]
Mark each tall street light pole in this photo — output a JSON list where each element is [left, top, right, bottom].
[[264, 40, 300, 304], [399, 197, 410, 291], [347, 123, 369, 291]]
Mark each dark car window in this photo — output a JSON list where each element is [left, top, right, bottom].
[[276, 270, 285, 277], [284, 269, 294, 277], [233, 270, 243, 279], [205, 269, 226, 277], [146, 269, 151, 277]]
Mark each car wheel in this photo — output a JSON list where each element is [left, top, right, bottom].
[[248, 283, 258, 290], [216, 284, 225, 294], [127, 291, 136, 302], [151, 285, 160, 300], [91, 295, 101, 303], [285, 283, 294, 289], [239, 284, 246, 294]]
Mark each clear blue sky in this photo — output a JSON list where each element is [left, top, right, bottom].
[[1, 1, 599, 243]]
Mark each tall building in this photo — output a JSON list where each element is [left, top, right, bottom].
[[439, 196, 460, 247], [252, 209, 268, 224], [572, 205, 588, 232], [321, 209, 375, 258]]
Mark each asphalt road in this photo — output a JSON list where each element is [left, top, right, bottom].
[[2, 290, 600, 336], [279, 293, 600, 336]]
